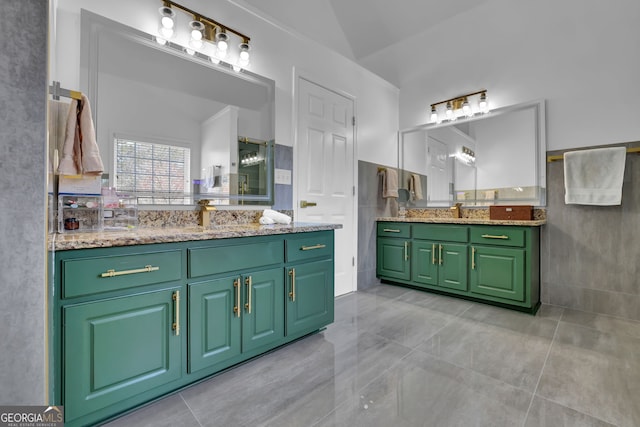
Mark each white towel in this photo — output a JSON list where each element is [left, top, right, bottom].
[[263, 209, 291, 224], [57, 94, 104, 176], [259, 216, 275, 225], [564, 146, 626, 206]]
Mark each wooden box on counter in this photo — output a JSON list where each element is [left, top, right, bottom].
[[489, 205, 533, 221]]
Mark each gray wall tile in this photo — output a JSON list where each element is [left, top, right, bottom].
[[0, 0, 47, 403]]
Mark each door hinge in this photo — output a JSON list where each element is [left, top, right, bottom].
[[352, 257, 355, 266], [353, 186, 356, 196], [352, 116, 356, 126]]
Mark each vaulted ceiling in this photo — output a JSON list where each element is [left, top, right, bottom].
[[235, 0, 490, 86]]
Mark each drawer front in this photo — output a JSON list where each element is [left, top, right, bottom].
[[62, 250, 182, 298], [470, 227, 525, 247], [377, 222, 411, 238], [413, 224, 468, 243], [189, 240, 284, 278], [286, 231, 333, 263]]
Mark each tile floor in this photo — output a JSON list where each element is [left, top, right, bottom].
[[104, 284, 640, 427]]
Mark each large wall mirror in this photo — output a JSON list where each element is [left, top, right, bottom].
[[55, 10, 276, 206], [399, 100, 546, 207]]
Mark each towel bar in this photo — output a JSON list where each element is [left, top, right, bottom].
[[547, 146, 640, 162]]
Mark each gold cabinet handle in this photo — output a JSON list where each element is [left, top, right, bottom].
[[383, 228, 401, 233], [301, 244, 326, 251], [432, 243, 436, 265], [481, 234, 509, 240], [439, 244, 443, 265], [472, 247, 476, 270], [101, 265, 159, 278], [300, 200, 317, 208], [404, 241, 409, 261], [244, 276, 252, 314], [172, 291, 180, 336], [288, 268, 296, 302], [233, 278, 241, 317]]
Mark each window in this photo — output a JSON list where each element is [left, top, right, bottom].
[[115, 137, 191, 204]]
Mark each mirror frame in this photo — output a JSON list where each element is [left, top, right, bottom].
[[79, 10, 276, 206], [398, 99, 547, 207]]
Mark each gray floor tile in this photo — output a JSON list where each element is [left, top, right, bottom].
[[524, 397, 616, 427], [395, 287, 475, 316], [536, 322, 640, 427], [561, 307, 640, 339], [359, 283, 412, 300], [315, 350, 532, 427], [417, 313, 555, 392], [102, 393, 200, 427]]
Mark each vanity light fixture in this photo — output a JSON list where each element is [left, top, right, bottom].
[[156, 0, 253, 70], [430, 90, 489, 123], [455, 146, 476, 165]]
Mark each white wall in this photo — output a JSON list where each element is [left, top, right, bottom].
[[52, 0, 400, 171], [398, 0, 640, 151]]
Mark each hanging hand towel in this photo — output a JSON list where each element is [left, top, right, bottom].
[[564, 146, 626, 205], [381, 168, 399, 198], [408, 173, 423, 201], [57, 94, 104, 176]]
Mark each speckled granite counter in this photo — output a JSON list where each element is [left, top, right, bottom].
[[377, 217, 546, 226], [50, 222, 342, 251]]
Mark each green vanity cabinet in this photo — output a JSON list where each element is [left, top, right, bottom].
[[188, 267, 284, 374], [376, 221, 540, 313], [63, 287, 182, 423], [52, 228, 336, 427], [469, 226, 539, 309], [284, 231, 335, 337]]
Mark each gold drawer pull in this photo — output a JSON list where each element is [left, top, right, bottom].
[[432, 243, 436, 265], [233, 278, 241, 317], [472, 247, 476, 270], [172, 291, 180, 336], [245, 276, 252, 314], [481, 234, 509, 240], [383, 228, 401, 233], [288, 268, 296, 302], [101, 265, 159, 278], [301, 244, 326, 251]]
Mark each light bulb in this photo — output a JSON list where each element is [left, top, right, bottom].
[[216, 32, 229, 52], [479, 92, 489, 113], [158, 7, 176, 41], [445, 102, 453, 119], [430, 106, 438, 123], [462, 98, 472, 117]]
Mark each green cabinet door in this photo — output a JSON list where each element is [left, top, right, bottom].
[[63, 288, 181, 423], [412, 241, 467, 291], [377, 237, 410, 281], [439, 243, 468, 291], [286, 259, 334, 336], [412, 241, 438, 286], [188, 277, 241, 373], [241, 267, 284, 353], [470, 246, 525, 301]]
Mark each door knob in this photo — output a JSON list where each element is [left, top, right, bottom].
[[300, 200, 317, 208]]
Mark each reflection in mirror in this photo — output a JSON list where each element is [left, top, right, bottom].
[[79, 10, 275, 205], [399, 100, 546, 207]]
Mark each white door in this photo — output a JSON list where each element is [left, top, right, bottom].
[[427, 136, 450, 204], [296, 77, 355, 296]]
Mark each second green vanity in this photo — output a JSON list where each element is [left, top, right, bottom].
[[50, 225, 337, 427], [377, 220, 541, 313]]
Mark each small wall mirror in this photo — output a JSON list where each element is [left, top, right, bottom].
[[75, 10, 275, 205], [399, 100, 546, 207]]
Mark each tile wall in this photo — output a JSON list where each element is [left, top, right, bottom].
[[542, 151, 640, 320], [0, 0, 48, 404]]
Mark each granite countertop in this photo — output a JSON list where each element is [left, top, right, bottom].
[[377, 217, 546, 226], [50, 222, 342, 251]]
